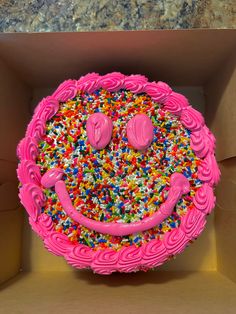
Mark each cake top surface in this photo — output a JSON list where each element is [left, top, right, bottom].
[[17, 72, 220, 274]]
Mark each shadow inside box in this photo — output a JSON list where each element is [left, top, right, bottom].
[[0, 271, 25, 292], [73, 268, 195, 287]]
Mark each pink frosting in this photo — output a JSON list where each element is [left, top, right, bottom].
[[98, 72, 125, 92], [190, 125, 216, 159], [54, 173, 189, 236], [180, 107, 204, 131], [198, 153, 221, 186], [193, 184, 216, 214], [180, 207, 206, 239], [118, 245, 142, 272], [19, 183, 45, 221], [37, 213, 54, 236], [144, 81, 172, 103], [77, 73, 100, 93], [29, 217, 44, 239], [91, 249, 119, 274], [203, 125, 216, 150], [124, 75, 148, 93], [29, 213, 54, 239], [190, 129, 209, 158], [127, 114, 154, 150], [66, 244, 94, 268], [44, 231, 72, 256], [41, 168, 64, 188], [86, 113, 113, 150], [163, 92, 189, 115], [17, 72, 220, 274], [17, 137, 38, 161], [170, 172, 190, 194], [17, 160, 41, 185], [34, 96, 59, 123], [52, 80, 77, 102], [163, 228, 189, 255], [26, 118, 45, 142], [141, 239, 168, 268]]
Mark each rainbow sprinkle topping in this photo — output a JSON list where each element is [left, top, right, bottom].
[[36, 89, 202, 250]]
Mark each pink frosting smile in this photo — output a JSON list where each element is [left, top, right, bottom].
[[52, 172, 190, 236], [41, 168, 64, 188]]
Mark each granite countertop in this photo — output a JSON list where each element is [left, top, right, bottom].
[[0, 0, 235, 32]]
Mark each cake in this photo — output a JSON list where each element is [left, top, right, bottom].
[[17, 72, 220, 274]]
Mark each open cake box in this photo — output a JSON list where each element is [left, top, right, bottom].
[[0, 30, 236, 313]]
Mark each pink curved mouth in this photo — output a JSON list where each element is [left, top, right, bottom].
[[42, 171, 190, 236]]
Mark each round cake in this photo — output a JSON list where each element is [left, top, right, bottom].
[[17, 72, 220, 274]]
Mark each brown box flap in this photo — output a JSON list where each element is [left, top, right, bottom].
[[215, 158, 236, 282], [0, 58, 31, 162], [216, 158, 236, 211], [215, 206, 236, 283], [0, 208, 23, 284], [0, 182, 19, 211], [1, 271, 236, 313], [0, 30, 236, 87], [0, 160, 17, 183], [205, 51, 236, 161]]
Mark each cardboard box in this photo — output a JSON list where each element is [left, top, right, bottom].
[[0, 30, 236, 313]]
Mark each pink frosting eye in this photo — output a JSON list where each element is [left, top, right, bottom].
[[41, 168, 64, 188], [86, 113, 113, 150], [127, 114, 154, 150]]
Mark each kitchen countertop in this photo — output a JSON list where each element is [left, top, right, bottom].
[[0, 0, 235, 32]]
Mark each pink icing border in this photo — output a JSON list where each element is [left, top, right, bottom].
[[17, 72, 220, 274]]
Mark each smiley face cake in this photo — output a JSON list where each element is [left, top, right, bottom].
[[17, 72, 220, 274]]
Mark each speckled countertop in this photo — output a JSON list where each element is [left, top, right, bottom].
[[0, 0, 235, 32]]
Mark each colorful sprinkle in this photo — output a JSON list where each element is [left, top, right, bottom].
[[37, 89, 201, 250]]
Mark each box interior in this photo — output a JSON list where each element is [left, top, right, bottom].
[[0, 30, 236, 313]]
